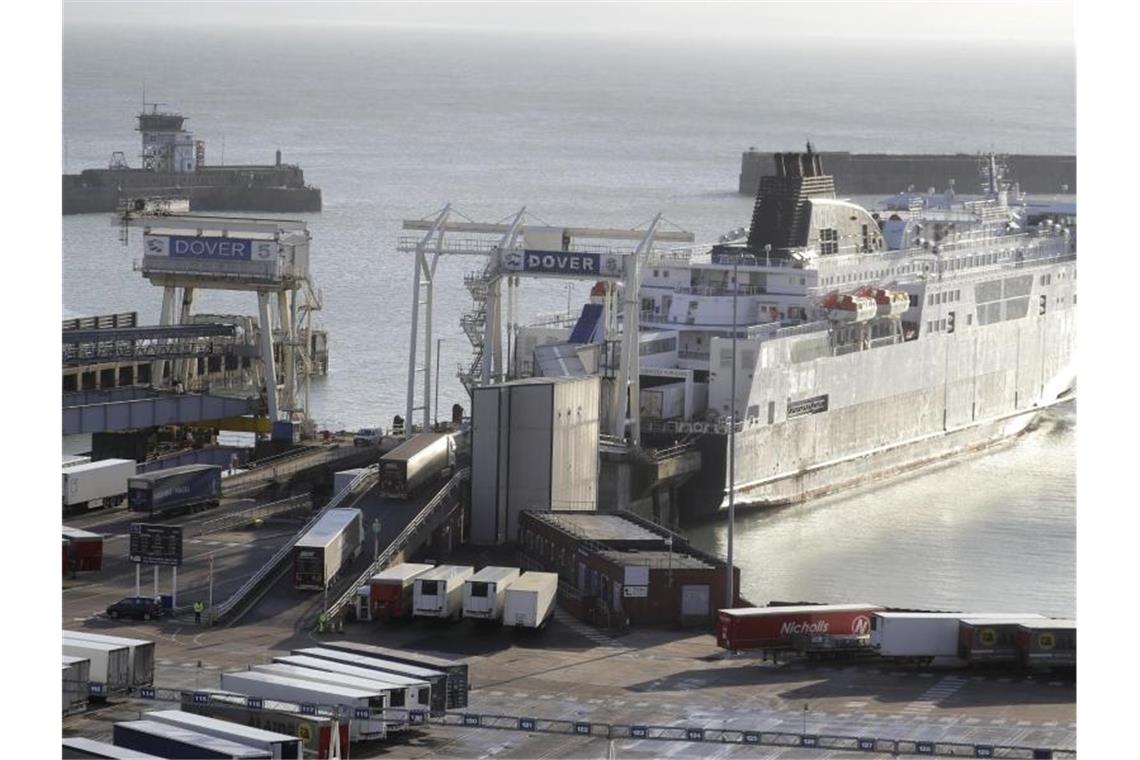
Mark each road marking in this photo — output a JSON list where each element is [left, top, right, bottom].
[[901, 676, 968, 714]]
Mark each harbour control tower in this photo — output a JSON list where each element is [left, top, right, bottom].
[[137, 105, 201, 174]]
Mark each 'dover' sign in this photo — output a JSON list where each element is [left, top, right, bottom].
[[145, 235, 277, 262], [505, 249, 625, 279]]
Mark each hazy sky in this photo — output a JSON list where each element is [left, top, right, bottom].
[[64, 1, 1073, 44]]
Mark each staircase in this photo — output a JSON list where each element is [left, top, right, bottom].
[[458, 262, 498, 394]]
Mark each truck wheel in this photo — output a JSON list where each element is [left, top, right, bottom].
[[143, 612, 152, 621], [109, 610, 119, 619]]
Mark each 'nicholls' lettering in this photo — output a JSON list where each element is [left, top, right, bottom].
[[780, 620, 831, 635]]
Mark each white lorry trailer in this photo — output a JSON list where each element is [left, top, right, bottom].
[[870, 612, 1047, 660], [269, 656, 432, 713], [413, 565, 474, 620], [502, 571, 558, 629], [219, 670, 387, 741], [112, 719, 272, 759], [249, 662, 417, 721], [63, 639, 131, 696], [368, 562, 434, 620], [143, 709, 304, 760], [62, 655, 90, 716], [62, 458, 136, 512], [292, 647, 450, 716], [63, 630, 155, 686], [462, 566, 521, 622], [292, 508, 364, 590]]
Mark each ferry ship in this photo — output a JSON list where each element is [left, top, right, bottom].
[[518, 147, 1076, 518]]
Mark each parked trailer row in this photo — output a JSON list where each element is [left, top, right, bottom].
[[959, 617, 1077, 667], [320, 641, 469, 709], [502, 571, 557, 629], [62, 527, 104, 573], [62, 736, 164, 759], [62, 639, 131, 697], [143, 711, 303, 760], [63, 630, 155, 686], [463, 566, 521, 621], [413, 565, 474, 619], [871, 612, 1046, 661], [366, 562, 434, 620], [128, 464, 223, 515], [271, 655, 433, 713], [63, 458, 136, 512], [293, 647, 450, 717], [113, 719, 273, 759], [180, 691, 349, 760], [252, 662, 426, 722], [220, 669, 388, 742], [292, 508, 364, 590], [378, 432, 453, 498], [62, 655, 90, 716]]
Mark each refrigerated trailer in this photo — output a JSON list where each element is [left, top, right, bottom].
[[180, 691, 349, 760], [220, 669, 388, 741], [292, 508, 364, 590], [378, 432, 453, 498], [317, 641, 469, 709], [250, 662, 416, 720], [716, 604, 885, 651], [112, 719, 272, 759], [63, 630, 155, 686], [62, 527, 104, 572], [413, 565, 474, 619], [463, 566, 521, 622], [63, 639, 131, 696], [62, 459, 136, 512], [871, 612, 1047, 660], [369, 562, 434, 620], [128, 464, 222, 515], [288, 649, 447, 717], [62, 655, 90, 716], [501, 571, 557, 629], [266, 657, 432, 714], [143, 710, 303, 760]]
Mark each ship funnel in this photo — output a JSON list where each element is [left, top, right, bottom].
[[746, 148, 836, 251]]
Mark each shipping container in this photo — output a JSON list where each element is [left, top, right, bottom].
[[62, 655, 90, 716], [144, 710, 303, 760], [639, 381, 686, 420], [1016, 619, 1077, 668], [413, 565, 474, 619], [62, 527, 104, 572], [501, 571, 558, 629], [368, 562, 434, 620], [128, 464, 222, 515], [871, 612, 1046, 659], [292, 647, 449, 716], [471, 376, 600, 545], [62, 736, 164, 759], [219, 670, 387, 742], [317, 641, 469, 709], [113, 719, 272, 759], [263, 658, 431, 715], [958, 617, 1050, 663], [292, 508, 364, 590], [378, 433, 453, 498], [463, 566, 521, 621], [716, 604, 884, 651], [63, 459, 136, 512], [179, 691, 349, 760], [63, 630, 155, 686], [63, 639, 131, 696]]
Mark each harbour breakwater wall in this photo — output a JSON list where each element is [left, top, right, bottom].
[[62, 164, 321, 214], [739, 151, 1076, 196]]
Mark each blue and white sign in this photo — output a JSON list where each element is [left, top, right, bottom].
[[246, 697, 263, 710], [300, 703, 316, 715], [743, 732, 760, 744], [801, 735, 818, 747], [354, 707, 371, 720], [916, 742, 935, 755], [504, 249, 625, 279], [859, 737, 876, 751], [975, 747, 994, 759], [140, 687, 156, 699], [463, 714, 480, 727], [519, 718, 536, 731], [192, 692, 210, 704], [574, 722, 592, 735], [686, 728, 705, 742], [144, 234, 276, 262]]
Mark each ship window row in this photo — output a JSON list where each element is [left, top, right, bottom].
[[1040, 273, 1053, 286], [927, 290, 961, 306], [651, 269, 672, 278], [821, 265, 916, 287]]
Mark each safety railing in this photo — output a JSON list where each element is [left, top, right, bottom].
[[220, 444, 345, 497], [195, 493, 312, 536], [322, 467, 470, 623], [208, 466, 378, 623]]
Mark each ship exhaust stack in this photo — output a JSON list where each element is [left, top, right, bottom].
[[746, 142, 837, 252]]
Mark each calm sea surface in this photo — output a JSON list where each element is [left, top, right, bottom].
[[62, 26, 1075, 615]]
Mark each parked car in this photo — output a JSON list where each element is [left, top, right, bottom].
[[353, 427, 383, 447], [106, 597, 165, 621]]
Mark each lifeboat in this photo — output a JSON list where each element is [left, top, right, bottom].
[[856, 286, 911, 317], [821, 291, 876, 322]]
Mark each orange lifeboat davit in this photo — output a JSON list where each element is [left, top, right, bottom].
[[821, 291, 876, 322], [856, 286, 910, 317]]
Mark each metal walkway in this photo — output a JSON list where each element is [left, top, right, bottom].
[[62, 323, 246, 365], [62, 391, 260, 435]]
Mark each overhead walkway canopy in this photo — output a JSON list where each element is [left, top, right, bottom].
[[62, 391, 259, 435]]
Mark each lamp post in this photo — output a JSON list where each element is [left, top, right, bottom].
[[726, 258, 738, 609], [434, 338, 443, 428]]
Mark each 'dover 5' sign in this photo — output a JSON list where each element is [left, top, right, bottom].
[[145, 235, 277, 262], [504, 249, 625, 279]]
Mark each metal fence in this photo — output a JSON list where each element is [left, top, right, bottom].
[[195, 493, 312, 536]]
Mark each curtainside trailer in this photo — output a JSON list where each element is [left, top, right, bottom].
[[317, 641, 469, 709], [378, 432, 453, 498], [63, 639, 131, 697], [716, 604, 884, 651], [112, 719, 272, 759], [369, 562, 434, 620], [413, 565, 474, 619], [292, 508, 364, 590], [220, 669, 387, 742], [63, 630, 155, 686], [128, 464, 222, 515], [463, 566, 521, 622], [1017, 619, 1076, 668], [283, 651, 443, 717], [179, 691, 349, 760], [143, 710, 303, 760], [871, 612, 1046, 660], [63, 459, 136, 512], [958, 617, 1050, 663], [501, 571, 557, 629]]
